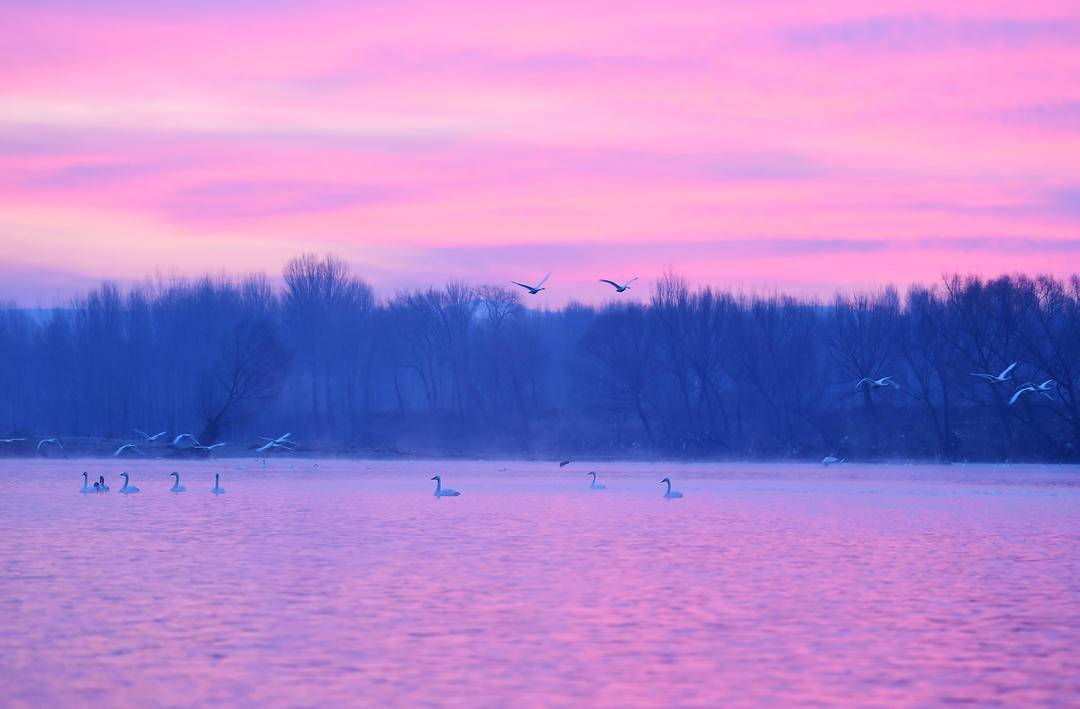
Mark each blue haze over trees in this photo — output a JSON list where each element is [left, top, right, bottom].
[[0, 254, 1077, 462]]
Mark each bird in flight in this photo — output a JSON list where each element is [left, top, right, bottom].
[[970, 362, 1017, 384], [171, 433, 199, 447], [855, 376, 899, 392], [37, 437, 63, 452], [134, 428, 167, 442], [114, 444, 145, 457], [599, 277, 638, 293], [0, 437, 26, 444], [1009, 379, 1056, 405], [511, 273, 551, 295], [257, 433, 298, 453]]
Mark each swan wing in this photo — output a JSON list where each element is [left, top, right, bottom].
[[970, 373, 995, 381], [599, 279, 620, 289], [1000, 362, 1018, 378], [511, 281, 532, 291], [1009, 388, 1028, 405], [536, 272, 551, 288], [134, 428, 149, 440]]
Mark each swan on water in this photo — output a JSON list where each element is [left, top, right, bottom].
[[98, 475, 109, 492], [114, 443, 145, 457], [80, 472, 93, 493], [431, 475, 460, 497], [661, 477, 683, 499], [169, 472, 187, 493], [1009, 379, 1056, 405], [599, 277, 638, 293], [37, 437, 63, 452], [511, 272, 551, 295], [970, 362, 1017, 384], [119, 472, 140, 494], [212, 473, 225, 495], [855, 376, 898, 392], [587, 471, 607, 490], [134, 429, 167, 442]]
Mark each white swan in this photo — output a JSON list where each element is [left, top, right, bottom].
[[171, 433, 199, 447], [119, 472, 140, 494], [134, 429, 167, 442], [212, 473, 225, 495], [169, 472, 187, 493], [257, 433, 297, 453], [1009, 379, 1056, 405], [855, 376, 898, 392], [511, 272, 551, 295], [970, 361, 1017, 384], [0, 437, 26, 444], [114, 443, 145, 457], [661, 477, 683, 499], [587, 471, 607, 490], [193, 442, 227, 453], [37, 437, 63, 452], [80, 472, 93, 493], [431, 475, 460, 497], [822, 455, 845, 466], [599, 277, 638, 293]]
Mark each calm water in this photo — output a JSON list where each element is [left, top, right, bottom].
[[1, 459, 1078, 707]]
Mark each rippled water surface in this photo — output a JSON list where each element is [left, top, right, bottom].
[[2, 459, 1079, 707]]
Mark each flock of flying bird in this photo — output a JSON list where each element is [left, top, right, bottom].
[[511, 273, 638, 296], [855, 360, 1057, 406]]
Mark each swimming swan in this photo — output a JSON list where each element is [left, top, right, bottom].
[[212, 473, 225, 495], [119, 472, 140, 494], [661, 477, 683, 499], [431, 475, 460, 497], [80, 472, 93, 493], [98, 475, 109, 492], [169, 472, 187, 493], [587, 471, 607, 490]]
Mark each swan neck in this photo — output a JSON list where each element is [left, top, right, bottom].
[[434, 478, 441, 493], [665, 480, 672, 493]]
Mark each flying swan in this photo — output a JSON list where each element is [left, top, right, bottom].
[[511, 272, 551, 295], [970, 362, 1017, 384], [599, 277, 638, 293]]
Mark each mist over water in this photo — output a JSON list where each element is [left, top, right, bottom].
[[2, 459, 1078, 706]]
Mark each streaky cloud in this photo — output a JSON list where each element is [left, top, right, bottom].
[[786, 14, 1080, 52]]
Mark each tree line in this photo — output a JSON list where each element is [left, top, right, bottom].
[[0, 254, 1077, 462]]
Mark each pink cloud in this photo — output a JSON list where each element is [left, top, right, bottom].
[[1, 1, 1079, 304]]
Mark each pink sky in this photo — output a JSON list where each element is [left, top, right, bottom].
[[1, 1, 1078, 305]]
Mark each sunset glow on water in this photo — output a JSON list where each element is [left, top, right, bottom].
[[2, 459, 1078, 706]]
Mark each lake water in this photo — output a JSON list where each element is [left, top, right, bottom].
[[1, 459, 1078, 707]]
